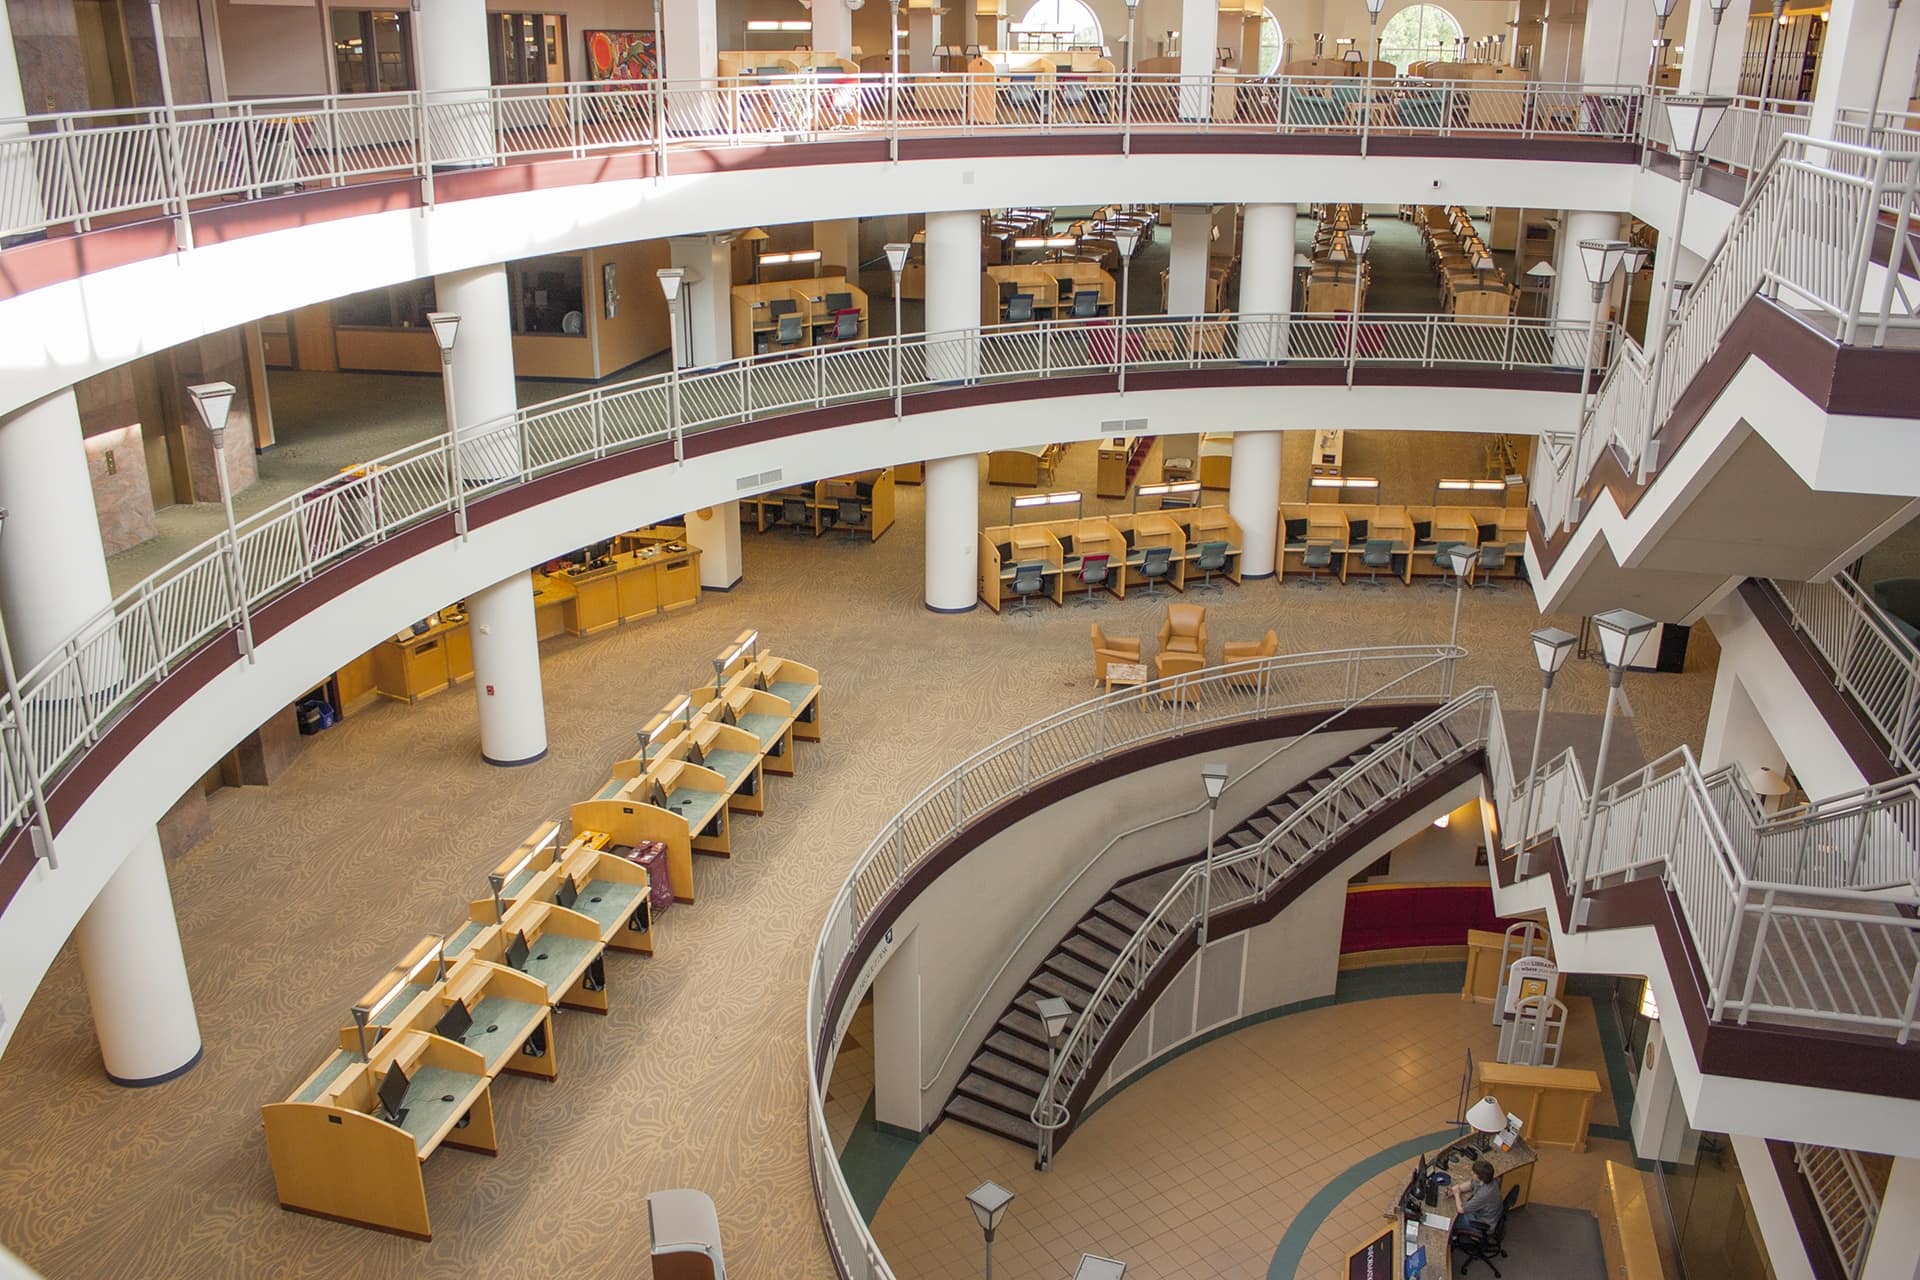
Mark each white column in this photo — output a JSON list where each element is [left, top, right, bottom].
[[414, 0, 493, 166], [1227, 432, 1282, 578], [1809, 0, 1920, 140], [907, 8, 939, 72], [0, 392, 116, 666], [1677, 0, 1746, 94], [923, 454, 979, 613], [1238, 202, 1297, 361], [1168, 205, 1212, 316], [466, 571, 547, 766], [432, 265, 519, 483], [1861, 1156, 1920, 1280], [1627, 1030, 1692, 1164], [924, 209, 981, 382], [812, 0, 855, 59], [685, 502, 743, 590], [870, 929, 922, 1131], [75, 833, 203, 1084], [663, 0, 719, 80], [1552, 211, 1626, 362], [1579, 0, 1658, 84], [668, 235, 733, 367], [1178, 0, 1218, 117], [0, 0, 47, 245], [1726, 1134, 1820, 1280], [813, 218, 861, 278]]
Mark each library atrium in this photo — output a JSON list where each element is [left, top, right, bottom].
[[1, 0, 1919, 1277]]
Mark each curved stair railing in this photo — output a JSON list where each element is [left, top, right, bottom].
[[1532, 134, 1920, 538], [1027, 687, 1498, 1167], [0, 311, 1583, 863]]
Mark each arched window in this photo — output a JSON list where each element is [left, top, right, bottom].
[[1376, 4, 1464, 72], [1016, 0, 1102, 50], [1257, 9, 1284, 75]]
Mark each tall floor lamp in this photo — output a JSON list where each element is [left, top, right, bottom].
[[1517, 627, 1577, 872], [1570, 608, 1657, 928], [885, 242, 910, 415], [425, 310, 467, 540], [186, 380, 256, 665]]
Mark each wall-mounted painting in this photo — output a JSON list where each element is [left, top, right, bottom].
[[584, 30, 658, 82]]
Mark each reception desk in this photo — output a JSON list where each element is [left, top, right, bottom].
[[531, 543, 701, 637], [371, 612, 474, 704], [1473, 1060, 1603, 1153]]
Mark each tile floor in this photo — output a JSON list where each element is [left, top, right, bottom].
[[870, 986, 1644, 1280]]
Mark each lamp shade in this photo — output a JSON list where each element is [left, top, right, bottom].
[[1650, 0, 1679, 19], [1034, 994, 1073, 1040], [1593, 608, 1656, 669], [1530, 626, 1577, 675], [186, 381, 237, 442], [1346, 225, 1374, 257], [883, 241, 910, 273], [1749, 765, 1792, 797], [1364, 0, 1385, 12], [1201, 761, 1229, 801], [656, 267, 686, 301], [1576, 238, 1629, 287], [1294, 252, 1314, 269], [426, 310, 461, 354], [1113, 224, 1142, 257], [1662, 93, 1732, 157], [1444, 543, 1476, 579], [1124, 0, 1140, 11], [1466, 1095, 1507, 1134], [1525, 260, 1557, 280], [966, 1181, 1015, 1233], [1622, 244, 1651, 274]]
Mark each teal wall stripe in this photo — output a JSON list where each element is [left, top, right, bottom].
[[1266, 1128, 1461, 1280], [838, 1091, 922, 1224]]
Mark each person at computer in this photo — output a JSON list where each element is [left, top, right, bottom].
[[1447, 1160, 1502, 1234]]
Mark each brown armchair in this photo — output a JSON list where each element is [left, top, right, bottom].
[[1222, 629, 1279, 688], [1156, 603, 1208, 659], [1090, 623, 1143, 683]]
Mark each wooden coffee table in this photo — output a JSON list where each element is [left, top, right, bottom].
[[1104, 660, 1150, 692]]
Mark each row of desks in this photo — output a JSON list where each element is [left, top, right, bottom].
[[741, 469, 897, 541], [978, 506, 1245, 611], [268, 632, 825, 1239], [1278, 502, 1528, 586]]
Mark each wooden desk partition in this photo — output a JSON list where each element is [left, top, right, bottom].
[[1473, 1060, 1603, 1153], [570, 796, 698, 904]]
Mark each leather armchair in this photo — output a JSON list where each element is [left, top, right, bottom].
[[1156, 603, 1208, 659], [1090, 623, 1142, 682], [1222, 629, 1278, 665]]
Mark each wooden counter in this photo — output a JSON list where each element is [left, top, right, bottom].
[[538, 544, 702, 637], [1473, 1060, 1603, 1153], [371, 613, 473, 704]]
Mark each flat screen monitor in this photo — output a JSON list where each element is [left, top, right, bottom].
[[825, 291, 852, 312], [434, 997, 473, 1044], [378, 1062, 411, 1124], [506, 929, 531, 971], [768, 298, 797, 318], [555, 874, 579, 910]]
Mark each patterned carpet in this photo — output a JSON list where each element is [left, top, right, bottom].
[[0, 435, 1717, 1279]]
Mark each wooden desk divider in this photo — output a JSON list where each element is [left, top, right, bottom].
[[264, 1029, 497, 1240], [1124, 512, 1189, 592], [570, 791, 699, 902], [692, 677, 801, 778], [470, 822, 655, 955], [620, 706, 770, 818], [340, 950, 559, 1083], [458, 900, 611, 1015], [1185, 507, 1246, 585], [748, 654, 823, 742]]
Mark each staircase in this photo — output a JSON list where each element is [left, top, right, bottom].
[[1795, 1143, 1885, 1279], [1124, 436, 1155, 488], [942, 735, 1394, 1147]]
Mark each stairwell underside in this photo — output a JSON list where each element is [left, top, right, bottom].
[[1528, 298, 1920, 623]]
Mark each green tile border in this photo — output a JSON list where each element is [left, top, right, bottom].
[[1266, 1127, 1460, 1280], [838, 1091, 922, 1224]]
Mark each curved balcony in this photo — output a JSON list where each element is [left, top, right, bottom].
[[0, 309, 1593, 1038]]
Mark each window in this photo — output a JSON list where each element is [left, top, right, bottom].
[[331, 10, 414, 94], [491, 13, 567, 85], [509, 256, 587, 336], [1376, 3, 1463, 73], [1014, 0, 1102, 51], [1257, 9, 1284, 76], [332, 281, 437, 330]]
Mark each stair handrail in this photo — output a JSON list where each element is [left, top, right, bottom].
[[1700, 763, 1920, 895], [1028, 687, 1497, 1162], [919, 644, 1463, 1093], [1773, 573, 1920, 776], [1794, 1142, 1883, 1279]]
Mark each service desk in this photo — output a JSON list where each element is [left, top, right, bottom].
[[1356, 1135, 1540, 1279], [372, 612, 473, 703], [1474, 1060, 1602, 1152]]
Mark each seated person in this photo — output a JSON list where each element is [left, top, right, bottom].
[[1447, 1159, 1503, 1236]]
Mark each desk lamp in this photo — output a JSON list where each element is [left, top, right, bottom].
[[1463, 1095, 1507, 1155]]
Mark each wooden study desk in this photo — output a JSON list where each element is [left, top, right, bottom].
[[746, 470, 897, 540], [982, 263, 1115, 321], [748, 655, 824, 743], [986, 442, 1067, 486], [692, 679, 802, 778], [477, 822, 657, 955], [263, 1030, 498, 1240], [458, 903, 611, 1015], [345, 953, 559, 1083], [371, 612, 473, 704], [1473, 1060, 1603, 1152], [731, 276, 869, 355], [570, 783, 701, 902]]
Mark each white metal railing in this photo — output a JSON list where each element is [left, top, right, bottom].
[[0, 311, 1588, 857], [1531, 134, 1920, 537], [1645, 93, 1813, 178], [1794, 1142, 1882, 1279], [1776, 574, 1920, 774], [1027, 687, 1494, 1165], [0, 72, 1652, 244], [805, 645, 1463, 1277], [1708, 763, 1920, 894]]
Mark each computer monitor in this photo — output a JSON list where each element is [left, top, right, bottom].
[[506, 929, 531, 971], [555, 874, 579, 910], [647, 779, 671, 810], [825, 291, 852, 313], [768, 298, 797, 318], [378, 1062, 411, 1125], [434, 997, 474, 1044]]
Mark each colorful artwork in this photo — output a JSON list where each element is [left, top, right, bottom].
[[584, 29, 658, 81]]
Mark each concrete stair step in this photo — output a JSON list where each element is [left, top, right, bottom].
[[945, 1094, 1039, 1148], [985, 1030, 1050, 1072], [956, 1070, 1039, 1115], [973, 1050, 1048, 1096], [1079, 916, 1134, 952], [1044, 952, 1109, 992], [1028, 971, 1091, 1011], [1061, 932, 1120, 971]]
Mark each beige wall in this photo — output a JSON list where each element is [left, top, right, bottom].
[[587, 239, 673, 376], [75, 366, 160, 555]]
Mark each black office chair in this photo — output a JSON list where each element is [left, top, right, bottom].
[[1007, 293, 1035, 323], [835, 497, 865, 536], [1138, 545, 1173, 594], [1473, 543, 1507, 587], [1074, 553, 1110, 606], [1358, 538, 1395, 588], [1009, 561, 1047, 613], [1192, 540, 1229, 591], [1452, 1185, 1519, 1276], [1073, 288, 1100, 318], [1429, 539, 1466, 588], [780, 496, 811, 534]]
